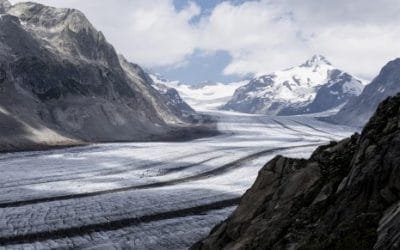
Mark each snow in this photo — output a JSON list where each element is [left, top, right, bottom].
[[0, 105, 357, 249], [149, 74, 248, 111], [342, 77, 364, 95], [225, 55, 365, 115], [245, 57, 336, 104]]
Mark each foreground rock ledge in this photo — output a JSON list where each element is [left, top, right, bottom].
[[193, 94, 400, 250]]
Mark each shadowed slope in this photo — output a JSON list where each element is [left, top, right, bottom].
[[194, 94, 400, 249]]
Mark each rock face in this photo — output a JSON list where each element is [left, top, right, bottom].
[[146, 74, 195, 115], [194, 94, 400, 249], [0, 1, 211, 152], [223, 55, 363, 115], [330, 58, 400, 127]]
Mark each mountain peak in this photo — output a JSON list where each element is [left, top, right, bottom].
[[301, 55, 332, 67], [9, 2, 94, 32], [0, 0, 11, 13]]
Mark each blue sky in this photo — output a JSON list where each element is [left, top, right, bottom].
[[155, 0, 252, 83], [152, 50, 245, 84], [173, 0, 249, 14], [10, 0, 400, 84]]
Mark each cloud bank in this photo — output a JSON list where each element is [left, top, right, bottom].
[[9, 0, 400, 79]]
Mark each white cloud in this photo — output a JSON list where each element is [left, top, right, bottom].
[[280, 0, 400, 79], [197, 1, 310, 76], [10, 0, 200, 67], [8, 0, 400, 79]]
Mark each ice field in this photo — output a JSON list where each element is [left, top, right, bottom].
[[0, 110, 355, 249]]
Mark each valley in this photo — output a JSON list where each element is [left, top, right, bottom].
[[0, 108, 354, 249], [0, 1, 398, 249]]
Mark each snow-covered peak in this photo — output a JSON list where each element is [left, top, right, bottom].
[[246, 56, 336, 104], [149, 73, 181, 87], [301, 55, 332, 68], [224, 56, 364, 115]]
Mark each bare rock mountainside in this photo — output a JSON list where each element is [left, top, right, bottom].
[[194, 94, 400, 249], [224, 55, 364, 115], [330, 58, 400, 127], [0, 1, 213, 152]]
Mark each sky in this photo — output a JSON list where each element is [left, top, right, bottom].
[[9, 0, 400, 84]]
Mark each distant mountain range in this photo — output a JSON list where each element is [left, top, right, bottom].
[[151, 55, 400, 132], [223, 55, 364, 115], [150, 74, 248, 111], [0, 0, 213, 152]]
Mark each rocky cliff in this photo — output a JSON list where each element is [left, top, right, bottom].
[[0, 1, 213, 152], [194, 94, 400, 249]]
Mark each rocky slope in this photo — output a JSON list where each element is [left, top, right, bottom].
[[120, 58, 196, 119], [146, 74, 195, 115], [194, 94, 400, 249], [223, 55, 363, 115], [0, 1, 213, 152], [330, 58, 400, 127]]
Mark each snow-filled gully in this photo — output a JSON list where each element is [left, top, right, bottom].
[[0, 111, 355, 249]]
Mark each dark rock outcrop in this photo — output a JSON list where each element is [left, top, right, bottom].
[[194, 94, 400, 249], [330, 58, 400, 127]]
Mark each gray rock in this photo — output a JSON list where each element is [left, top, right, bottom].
[[330, 58, 400, 127], [194, 94, 400, 249], [0, 0, 10, 13], [0, 2, 214, 152]]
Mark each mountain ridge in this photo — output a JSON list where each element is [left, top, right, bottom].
[[150, 74, 248, 111], [0, 1, 215, 152], [223, 55, 364, 116], [329, 57, 400, 127]]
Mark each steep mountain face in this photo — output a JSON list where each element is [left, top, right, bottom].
[[145, 74, 195, 116], [120, 58, 196, 119], [194, 94, 400, 249], [330, 58, 400, 127], [150, 74, 248, 111], [0, 1, 213, 152], [223, 55, 363, 115]]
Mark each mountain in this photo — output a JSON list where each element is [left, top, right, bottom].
[[150, 74, 248, 111], [329, 58, 400, 127], [120, 59, 196, 118], [194, 93, 400, 249], [0, 1, 214, 152], [223, 55, 364, 115]]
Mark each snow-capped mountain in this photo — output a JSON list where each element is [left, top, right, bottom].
[[150, 74, 248, 111], [329, 58, 400, 127], [223, 55, 364, 115], [0, 1, 212, 151]]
